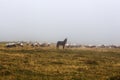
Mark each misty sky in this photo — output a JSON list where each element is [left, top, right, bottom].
[[0, 0, 120, 45]]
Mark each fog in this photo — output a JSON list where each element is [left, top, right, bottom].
[[0, 0, 120, 45]]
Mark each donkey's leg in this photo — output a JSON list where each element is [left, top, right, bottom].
[[63, 45, 65, 49], [56, 43, 59, 49]]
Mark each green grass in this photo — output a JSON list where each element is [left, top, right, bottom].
[[0, 46, 120, 80]]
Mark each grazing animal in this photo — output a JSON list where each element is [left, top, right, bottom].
[[40, 43, 50, 47], [56, 38, 67, 49], [5, 43, 16, 48], [16, 42, 24, 47], [31, 42, 40, 47]]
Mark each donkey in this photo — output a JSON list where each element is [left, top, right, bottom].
[[56, 38, 67, 49]]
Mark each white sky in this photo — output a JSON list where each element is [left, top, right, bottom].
[[0, 0, 120, 45]]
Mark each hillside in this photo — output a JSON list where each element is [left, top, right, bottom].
[[0, 46, 120, 80]]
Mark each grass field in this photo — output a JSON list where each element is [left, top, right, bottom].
[[0, 44, 120, 80]]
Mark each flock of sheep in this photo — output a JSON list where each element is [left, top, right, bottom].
[[5, 42, 50, 48], [4, 42, 120, 49]]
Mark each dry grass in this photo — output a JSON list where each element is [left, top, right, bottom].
[[0, 44, 120, 80]]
